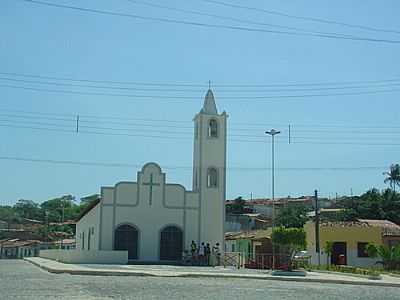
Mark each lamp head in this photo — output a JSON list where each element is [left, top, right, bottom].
[[265, 129, 281, 136]]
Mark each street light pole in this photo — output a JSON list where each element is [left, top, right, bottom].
[[60, 201, 64, 250], [265, 129, 280, 271]]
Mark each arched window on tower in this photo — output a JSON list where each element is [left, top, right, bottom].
[[207, 167, 218, 188], [208, 119, 218, 138]]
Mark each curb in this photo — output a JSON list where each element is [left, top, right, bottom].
[[24, 258, 400, 288], [311, 270, 382, 280]]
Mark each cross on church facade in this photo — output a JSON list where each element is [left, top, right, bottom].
[[142, 173, 160, 206]]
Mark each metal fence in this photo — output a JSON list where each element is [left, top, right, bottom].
[[183, 251, 303, 270], [222, 252, 294, 270], [222, 252, 245, 268]]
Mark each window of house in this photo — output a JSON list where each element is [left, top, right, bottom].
[[357, 242, 369, 257], [231, 244, 235, 252], [195, 123, 198, 139], [388, 240, 400, 248], [88, 229, 91, 251], [208, 119, 218, 138], [82, 232, 85, 250], [207, 168, 218, 188], [88, 228, 92, 250]]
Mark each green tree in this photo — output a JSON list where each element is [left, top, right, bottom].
[[335, 189, 400, 225], [324, 241, 334, 267], [40, 195, 78, 222], [275, 205, 309, 228], [79, 194, 100, 209], [272, 227, 307, 271], [367, 243, 400, 270], [0, 205, 19, 227], [14, 199, 41, 220], [0, 205, 15, 221], [383, 164, 400, 192], [226, 196, 246, 214]]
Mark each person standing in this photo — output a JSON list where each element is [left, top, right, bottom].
[[190, 240, 197, 265], [206, 243, 211, 266], [198, 242, 205, 265], [213, 242, 221, 266]]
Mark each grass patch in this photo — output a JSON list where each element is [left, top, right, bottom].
[[306, 264, 381, 277]]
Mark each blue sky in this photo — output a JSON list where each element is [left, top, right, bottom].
[[1, 0, 399, 204]]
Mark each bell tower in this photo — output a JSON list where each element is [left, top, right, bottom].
[[193, 89, 227, 249]]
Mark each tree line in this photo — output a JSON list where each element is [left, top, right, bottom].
[[0, 194, 99, 225]]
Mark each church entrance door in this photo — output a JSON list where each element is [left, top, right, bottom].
[[160, 226, 183, 261], [114, 224, 139, 260]]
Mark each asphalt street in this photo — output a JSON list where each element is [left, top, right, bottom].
[[0, 260, 399, 300]]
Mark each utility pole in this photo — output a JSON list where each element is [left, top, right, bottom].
[[60, 200, 65, 250], [45, 210, 49, 242], [76, 115, 80, 133], [265, 129, 281, 271], [315, 189, 321, 266]]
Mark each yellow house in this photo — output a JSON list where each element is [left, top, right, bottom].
[[304, 219, 400, 267]]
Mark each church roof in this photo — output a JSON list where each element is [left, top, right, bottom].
[[76, 198, 100, 222], [200, 89, 218, 115]]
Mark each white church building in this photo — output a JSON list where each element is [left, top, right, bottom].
[[74, 89, 227, 262]]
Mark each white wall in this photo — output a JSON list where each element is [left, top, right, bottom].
[[193, 110, 227, 252], [76, 203, 100, 251], [83, 163, 201, 262], [308, 250, 379, 268], [40, 249, 128, 264], [74, 93, 226, 262]]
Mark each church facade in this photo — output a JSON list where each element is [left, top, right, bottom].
[[76, 89, 227, 262]]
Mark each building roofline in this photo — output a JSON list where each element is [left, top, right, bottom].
[[75, 198, 100, 222]]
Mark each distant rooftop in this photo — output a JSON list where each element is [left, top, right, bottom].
[[226, 196, 320, 206], [320, 219, 400, 236], [225, 229, 272, 241]]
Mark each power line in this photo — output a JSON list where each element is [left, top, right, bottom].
[[0, 118, 73, 129], [0, 155, 388, 171], [201, 0, 400, 35], [124, 0, 359, 38], [0, 72, 206, 87], [0, 112, 75, 122], [1, 109, 400, 132], [3, 71, 400, 88], [2, 117, 398, 141], [4, 76, 400, 93], [0, 122, 273, 143], [294, 129, 400, 134], [292, 136, 400, 141], [3, 83, 400, 101], [1, 121, 400, 146], [19, 0, 400, 44], [0, 77, 205, 93]]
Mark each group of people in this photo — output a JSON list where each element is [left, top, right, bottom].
[[188, 240, 221, 266]]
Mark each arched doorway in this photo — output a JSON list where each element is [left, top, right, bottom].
[[114, 224, 139, 260], [160, 225, 183, 261]]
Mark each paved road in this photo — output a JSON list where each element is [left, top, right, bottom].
[[1, 260, 399, 300]]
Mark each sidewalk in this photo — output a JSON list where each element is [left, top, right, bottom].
[[25, 257, 400, 288]]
